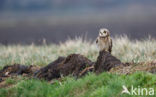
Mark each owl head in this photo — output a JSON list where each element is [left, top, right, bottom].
[[99, 28, 110, 37]]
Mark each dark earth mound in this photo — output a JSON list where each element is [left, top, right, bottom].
[[0, 64, 40, 82], [94, 50, 122, 73], [0, 50, 156, 83], [32, 51, 124, 80], [35, 54, 94, 81], [34, 56, 66, 80]]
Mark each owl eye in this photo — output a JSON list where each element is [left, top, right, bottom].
[[104, 31, 106, 33]]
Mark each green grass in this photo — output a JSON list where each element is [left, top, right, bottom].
[[0, 72, 156, 97], [0, 36, 156, 97]]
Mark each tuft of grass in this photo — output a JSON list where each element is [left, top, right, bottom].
[[5, 78, 16, 85], [112, 36, 156, 63]]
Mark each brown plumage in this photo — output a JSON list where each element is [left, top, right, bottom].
[[96, 28, 113, 53]]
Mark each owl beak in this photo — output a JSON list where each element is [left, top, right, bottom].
[[100, 34, 109, 38]]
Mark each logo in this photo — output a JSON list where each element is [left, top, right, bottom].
[[122, 85, 154, 96]]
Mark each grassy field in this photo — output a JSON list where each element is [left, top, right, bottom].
[[0, 36, 156, 97]]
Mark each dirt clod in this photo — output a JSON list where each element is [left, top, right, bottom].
[[34, 56, 65, 80], [0, 64, 40, 82], [35, 54, 94, 80], [94, 50, 122, 73]]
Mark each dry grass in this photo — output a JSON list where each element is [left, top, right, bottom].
[[0, 36, 156, 67]]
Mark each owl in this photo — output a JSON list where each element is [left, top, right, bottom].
[[96, 28, 112, 53]]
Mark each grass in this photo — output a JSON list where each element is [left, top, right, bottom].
[[0, 36, 156, 97], [0, 36, 156, 67], [0, 72, 156, 97]]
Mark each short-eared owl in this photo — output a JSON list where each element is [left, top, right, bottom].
[[96, 28, 112, 53]]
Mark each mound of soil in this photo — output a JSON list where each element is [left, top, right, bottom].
[[1, 50, 156, 83], [0, 64, 40, 82], [94, 50, 122, 73], [35, 54, 94, 81], [34, 56, 65, 80]]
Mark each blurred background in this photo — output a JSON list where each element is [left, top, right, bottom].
[[0, 0, 156, 45]]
